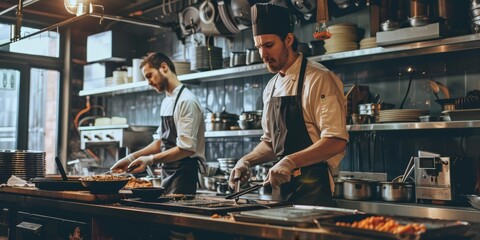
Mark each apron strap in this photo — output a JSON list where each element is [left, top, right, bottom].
[[172, 85, 186, 116]]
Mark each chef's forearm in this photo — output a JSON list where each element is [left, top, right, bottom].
[[287, 137, 347, 168], [130, 140, 162, 159], [152, 146, 193, 164], [240, 141, 276, 166]]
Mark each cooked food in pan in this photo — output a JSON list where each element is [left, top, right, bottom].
[[79, 175, 130, 181], [125, 178, 153, 189], [335, 216, 426, 235]]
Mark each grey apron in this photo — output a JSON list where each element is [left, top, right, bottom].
[[160, 85, 199, 194], [267, 56, 332, 206]]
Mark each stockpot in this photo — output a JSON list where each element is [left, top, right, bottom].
[[343, 179, 378, 200], [205, 110, 239, 131], [380, 181, 414, 202]]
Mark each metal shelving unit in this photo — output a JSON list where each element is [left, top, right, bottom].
[[79, 33, 480, 97], [204, 129, 263, 138], [347, 120, 480, 131]]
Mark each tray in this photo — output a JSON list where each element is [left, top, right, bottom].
[[230, 205, 360, 227], [442, 109, 480, 121], [317, 214, 471, 240], [121, 196, 290, 215]]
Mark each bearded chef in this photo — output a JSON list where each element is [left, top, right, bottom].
[[111, 52, 205, 195], [228, 3, 349, 206]]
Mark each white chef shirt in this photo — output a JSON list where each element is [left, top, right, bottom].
[[261, 54, 349, 191], [157, 84, 206, 162]]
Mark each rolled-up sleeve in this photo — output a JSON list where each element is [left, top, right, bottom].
[[175, 100, 203, 152]]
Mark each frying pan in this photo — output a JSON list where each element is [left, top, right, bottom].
[[32, 156, 84, 191]]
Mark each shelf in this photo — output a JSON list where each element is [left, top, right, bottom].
[[79, 33, 480, 96], [310, 33, 480, 64], [347, 120, 480, 131], [204, 129, 263, 138]]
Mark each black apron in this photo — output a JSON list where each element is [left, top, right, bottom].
[[267, 56, 332, 206], [160, 85, 199, 195]]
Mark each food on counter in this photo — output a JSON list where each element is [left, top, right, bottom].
[[79, 175, 130, 181], [335, 216, 426, 235], [125, 178, 152, 189]]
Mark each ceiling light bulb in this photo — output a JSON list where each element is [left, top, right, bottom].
[[64, 0, 90, 16]]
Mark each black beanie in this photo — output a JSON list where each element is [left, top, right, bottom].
[[251, 3, 291, 37]]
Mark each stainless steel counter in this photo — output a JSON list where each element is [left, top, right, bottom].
[[335, 199, 480, 223]]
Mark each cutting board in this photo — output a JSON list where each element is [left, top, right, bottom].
[[0, 186, 128, 203]]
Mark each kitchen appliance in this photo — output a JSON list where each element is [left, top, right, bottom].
[[79, 125, 156, 173], [414, 154, 469, 203], [121, 196, 289, 215]]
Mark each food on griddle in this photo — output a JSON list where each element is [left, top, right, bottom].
[[211, 214, 222, 218], [335, 216, 426, 235], [79, 175, 130, 181], [125, 178, 152, 189]]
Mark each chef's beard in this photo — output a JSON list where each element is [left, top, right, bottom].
[[153, 75, 168, 93], [264, 44, 289, 73]]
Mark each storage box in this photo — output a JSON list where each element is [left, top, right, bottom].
[[86, 30, 130, 63]]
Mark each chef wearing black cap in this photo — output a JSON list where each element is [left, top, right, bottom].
[[228, 3, 348, 206]]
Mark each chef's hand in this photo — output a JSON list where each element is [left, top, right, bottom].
[[127, 155, 154, 174], [228, 159, 251, 189], [110, 154, 135, 173], [263, 157, 297, 189]]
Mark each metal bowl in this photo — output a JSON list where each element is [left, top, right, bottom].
[[381, 20, 400, 31]]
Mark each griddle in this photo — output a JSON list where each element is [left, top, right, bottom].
[[230, 205, 360, 227], [121, 196, 290, 215], [317, 214, 471, 240]]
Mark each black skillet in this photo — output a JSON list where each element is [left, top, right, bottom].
[[31, 157, 84, 191]]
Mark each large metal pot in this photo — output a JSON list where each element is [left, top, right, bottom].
[[380, 182, 414, 202], [343, 179, 378, 200], [230, 51, 246, 67]]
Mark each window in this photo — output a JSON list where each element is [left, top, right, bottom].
[[28, 68, 60, 174], [0, 69, 20, 150], [0, 23, 60, 58]]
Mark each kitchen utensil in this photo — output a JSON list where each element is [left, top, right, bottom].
[[401, 157, 414, 182], [343, 179, 378, 200], [246, 48, 262, 65], [55, 156, 68, 181], [225, 184, 262, 199], [313, 0, 332, 40], [428, 80, 440, 99], [31, 177, 85, 191], [230, 51, 246, 67], [380, 181, 414, 202], [131, 187, 165, 200], [79, 176, 130, 194], [203, 176, 218, 191]]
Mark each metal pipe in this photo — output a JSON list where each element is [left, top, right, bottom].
[[88, 12, 174, 30], [0, 0, 39, 17], [0, 14, 89, 48], [13, 0, 24, 41]]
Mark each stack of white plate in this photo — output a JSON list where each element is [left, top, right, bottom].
[[359, 37, 377, 49], [324, 23, 358, 54], [378, 109, 430, 123], [173, 61, 191, 75], [0, 150, 45, 183]]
